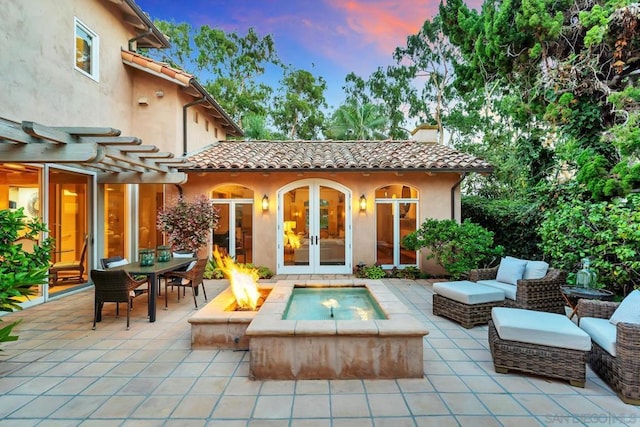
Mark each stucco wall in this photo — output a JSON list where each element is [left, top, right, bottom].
[[0, 0, 139, 131], [177, 170, 462, 274], [127, 72, 223, 155]]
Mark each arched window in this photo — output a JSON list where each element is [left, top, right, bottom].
[[211, 185, 254, 263], [375, 185, 418, 267]]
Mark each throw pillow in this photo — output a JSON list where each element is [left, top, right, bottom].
[[173, 252, 194, 258], [185, 260, 197, 272], [609, 289, 640, 325], [496, 256, 528, 285], [523, 260, 549, 280], [107, 258, 129, 268]]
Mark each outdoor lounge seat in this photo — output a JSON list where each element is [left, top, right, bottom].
[[469, 256, 567, 314], [577, 291, 640, 405], [432, 280, 505, 328], [489, 307, 591, 387], [49, 235, 88, 286], [91, 269, 149, 330]]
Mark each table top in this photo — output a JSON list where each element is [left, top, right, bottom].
[[109, 257, 196, 275], [561, 286, 614, 300]]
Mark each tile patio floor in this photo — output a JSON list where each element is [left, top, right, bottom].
[[1, 276, 639, 426]]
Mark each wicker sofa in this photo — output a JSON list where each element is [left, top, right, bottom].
[[468, 264, 567, 314], [577, 297, 640, 405]]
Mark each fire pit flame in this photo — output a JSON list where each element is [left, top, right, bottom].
[[212, 247, 261, 310]]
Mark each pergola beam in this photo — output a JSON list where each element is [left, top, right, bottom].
[[22, 121, 79, 144], [0, 121, 191, 184], [0, 142, 100, 162], [53, 126, 121, 136], [82, 136, 142, 145], [97, 171, 187, 184]]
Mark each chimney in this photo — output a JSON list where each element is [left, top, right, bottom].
[[410, 124, 439, 144]]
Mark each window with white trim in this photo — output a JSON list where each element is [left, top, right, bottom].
[[74, 18, 99, 80]]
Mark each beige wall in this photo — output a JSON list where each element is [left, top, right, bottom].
[[0, 0, 139, 131], [179, 170, 462, 273], [127, 72, 225, 155]]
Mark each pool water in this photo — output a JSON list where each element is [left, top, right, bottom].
[[283, 287, 386, 320]]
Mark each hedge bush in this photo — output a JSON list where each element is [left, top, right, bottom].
[[539, 193, 640, 296], [462, 196, 544, 261], [403, 218, 503, 279]]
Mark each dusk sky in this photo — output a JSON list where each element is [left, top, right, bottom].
[[135, 0, 480, 108]]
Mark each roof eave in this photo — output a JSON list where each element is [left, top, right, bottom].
[[179, 167, 494, 174], [118, 0, 171, 48], [189, 80, 244, 137]]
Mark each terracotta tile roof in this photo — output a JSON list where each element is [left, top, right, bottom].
[[121, 50, 243, 137], [186, 140, 493, 172], [121, 50, 193, 86]]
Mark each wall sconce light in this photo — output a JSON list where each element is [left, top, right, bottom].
[[262, 194, 269, 211], [359, 194, 367, 212]]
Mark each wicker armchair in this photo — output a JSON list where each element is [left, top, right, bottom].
[[163, 258, 208, 309], [90, 269, 149, 330], [577, 299, 640, 405], [469, 266, 567, 314]]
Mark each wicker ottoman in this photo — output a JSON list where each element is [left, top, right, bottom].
[[489, 307, 592, 387], [433, 281, 505, 328]]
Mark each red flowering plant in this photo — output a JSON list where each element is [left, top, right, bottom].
[[156, 195, 220, 253]]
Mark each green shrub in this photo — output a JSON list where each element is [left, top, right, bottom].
[[539, 193, 640, 296], [1, 208, 53, 347], [203, 258, 273, 280], [400, 266, 421, 280], [462, 196, 544, 260], [403, 218, 503, 279], [363, 265, 386, 279]]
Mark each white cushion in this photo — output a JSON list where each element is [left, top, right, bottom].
[[496, 256, 527, 285], [492, 307, 591, 351], [477, 280, 517, 300], [107, 258, 129, 268], [173, 252, 194, 258], [433, 281, 504, 304], [523, 260, 549, 280], [580, 317, 616, 356], [185, 260, 197, 272], [609, 289, 640, 325]]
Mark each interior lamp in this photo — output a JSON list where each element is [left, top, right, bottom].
[[359, 194, 367, 212], [261, 194, 269, 211]]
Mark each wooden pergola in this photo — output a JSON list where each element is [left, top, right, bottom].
[[0, 120, 190, 184]]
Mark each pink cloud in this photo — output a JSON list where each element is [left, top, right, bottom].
[[326, 0, 434, 55]]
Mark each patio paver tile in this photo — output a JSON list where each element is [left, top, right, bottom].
[[1, 277, 639, 425]]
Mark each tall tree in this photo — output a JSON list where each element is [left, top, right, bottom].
[[392, 16, 459, 145], [440, 0, 640, 200], [148, 22, 282, 129], [325, 101, 388, 140], [271, 68, 327, 140]]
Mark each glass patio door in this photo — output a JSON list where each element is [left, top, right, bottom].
[[211, 185, 254, 264], [278, 179, 351, 274], [48, 167, 91, 295]]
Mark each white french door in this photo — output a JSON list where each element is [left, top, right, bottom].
[[277, 179, 351, 274]]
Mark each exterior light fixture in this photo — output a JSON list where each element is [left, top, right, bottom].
[[359, 194, 367, 212], [262, 194, 269, 211]]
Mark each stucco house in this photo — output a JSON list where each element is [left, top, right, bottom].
[[177, 133, 492, 275], [0, 0, 241, 306], [0, 0, 491, 311]]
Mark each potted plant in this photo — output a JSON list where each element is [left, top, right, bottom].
[[0, 208, 53, 347], [156, 195, 220, 255]]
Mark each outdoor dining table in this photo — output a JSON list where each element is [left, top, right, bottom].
[[108, 257, 196, 322]]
